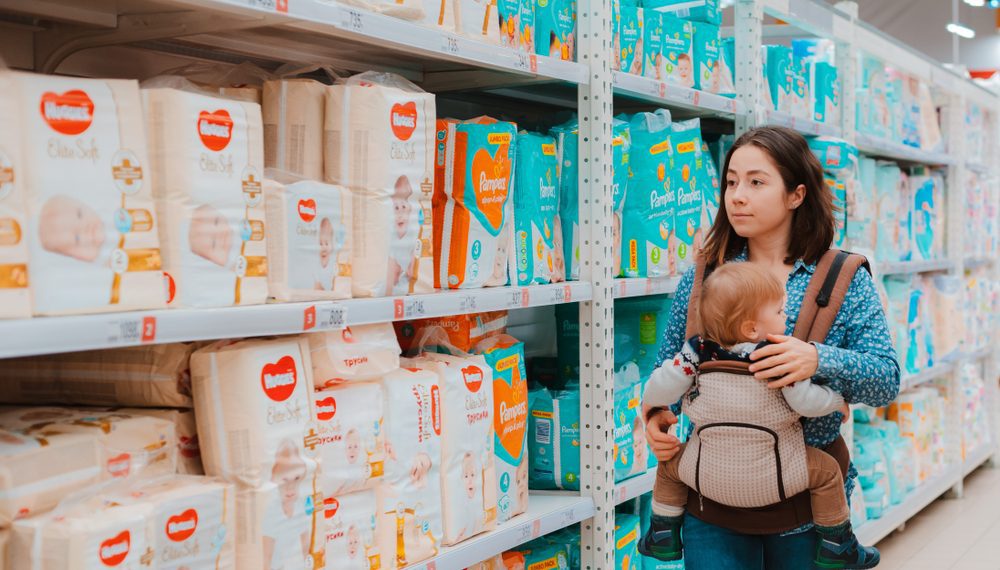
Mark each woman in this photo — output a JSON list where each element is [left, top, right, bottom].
[[644, 126, 900, 569]]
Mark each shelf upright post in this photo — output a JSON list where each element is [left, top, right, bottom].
[[833, 2, 857, 146], [734, 0, 764, 136], [577, 0, 617, 564]]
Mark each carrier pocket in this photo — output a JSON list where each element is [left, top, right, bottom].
[[694, 422, 786, 508]]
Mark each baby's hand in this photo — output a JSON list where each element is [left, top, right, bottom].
[[839, 402, 851, 424]]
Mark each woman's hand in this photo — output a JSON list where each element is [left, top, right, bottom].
[[643, 405, 681, 462], [748, 334, 819, 388]]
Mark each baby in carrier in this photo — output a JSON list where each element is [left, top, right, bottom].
[[639, 262, 879, 569]]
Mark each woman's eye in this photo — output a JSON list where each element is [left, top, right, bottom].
[[726, 179, 736, 187]]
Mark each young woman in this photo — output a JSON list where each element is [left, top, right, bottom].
[[643, 126, 900, 569]]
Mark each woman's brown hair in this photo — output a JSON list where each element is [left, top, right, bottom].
[[701, 126, 834, 267]]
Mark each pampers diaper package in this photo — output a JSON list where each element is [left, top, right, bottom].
[[11, 72, 164, 316], [143, 87, 268, 308], [615, 514, 641, 570], [264, 176, 352, 301], [433, 117, 517, 289], [669, 119, 705, 273], [309, 323, 402, 387], [763, 45, 794, 113], [909, 170, 943, 262], [810, 62, 841, 125], [659, 14, 694, 88], [645, 0, 720, 25], [613, 3, 643, 75], [699, 139, 721, 230], [808, 137, 859, 250], [642, 11, 662, 80], [322, 488, 381, 570], [849, 156, 878, 257], [620, 110, 674, 278], [551, 119, 580, 281], [325, 72, 436, 298], [474, 335, 529, 522], [612, 366, 648, 482], [313, 382, 385, 495], [395, 310, 508, 355], [262, 78, 326, 181], [514, 131, 563, 285], [691, 22, 724, 94], [875, 162, 902, 262], [612, 119, 632, 278], [378, 367, 444, 568], [0, 73, 29, 319], [528, 386, 581, 490], [535, 0, 576, 61]]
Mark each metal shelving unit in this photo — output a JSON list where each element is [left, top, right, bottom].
[[879, 259, 957, 276], [613, 277, 682, 299], [901, 363, 954, 392]]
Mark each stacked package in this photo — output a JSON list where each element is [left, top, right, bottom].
[[959, 363, 991, 460], [888, 387, 948, 484], [855, 55, 944, 151], [852, 409, 919, 520], [792, 38, 841, 126]]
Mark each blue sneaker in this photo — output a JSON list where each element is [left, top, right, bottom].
[[638, 515, 683, 562], [815, 521, 880, 569]]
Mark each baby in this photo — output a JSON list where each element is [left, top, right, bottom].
[[314, 217, 335, 291], [189, 203, 235, 267], [387, 175, 415, 295], [262, 439, 312, 570], [38, 196, 107, 262], [638, 263, 879, 569], [677, 53, 694, 88]]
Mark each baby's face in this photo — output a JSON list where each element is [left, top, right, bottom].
[[462, 455, 477, 499], [272, 447, 307, 506], [346, 526, 361, 558], [753, 296, 787, 341], [38, 196, 105, 262], [679, 58, 693, 84], [319, 218, 334, 268], [189, 204, 233, 266], [345, 429, 361, 464], [393, 198, 412, 239]]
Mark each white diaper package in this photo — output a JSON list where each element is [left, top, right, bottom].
[[237, 482, 323, 570], [308, 323, 402, 387], [262, 79, 326, 181], [0, 343, 195, 408], [264, 177, 352, 301], [143, 87, 268, 308], [10, 72, 165, 316], [117, 408, 203, 475], [406, 354, 497, 545], [0, 73, 29, 319], [456, 0, 502, 43], [423, 0, 457, 29], [322, 489, 382, 570], [324, 73, 436, 297], [378, 367, 444, 568], [190, 337, 318, 488], [342, 0, 424, 20], [313, 382, 385, 495]]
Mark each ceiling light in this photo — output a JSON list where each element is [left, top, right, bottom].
[[965, 0, 985, 6], [947, 22, 976, 38]]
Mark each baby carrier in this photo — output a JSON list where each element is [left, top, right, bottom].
[[678, 249, 870, 534]]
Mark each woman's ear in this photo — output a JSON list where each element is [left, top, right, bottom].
[[740, 319, 757, 341], [788, 184, 806, 210]]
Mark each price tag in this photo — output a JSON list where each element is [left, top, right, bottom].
[[658, 82, 667, 99], [692, 90, 701, 106], [618, 485, 628, 503], [514, 51, 532, 73], [404, 298, 427, 319], [551, 286, 566, 304], [340, 7, 366, 33], [532, 520, 542, 538], [276, 0, 288, 11], [316, 304, 347, 330], [459, 294, 478, 313], [516, 523, 532, 543], [426, 563, 437, 570], [645, 278, 654, 295], [247, 0, 284, 11], [521, 288, 530, 308], [303, 305, 317, 330], [441, 34, 460, 56], [508, 289, 523, 309], [729, 99, 738, 114], [619, 280, 628, 297], [563, 284, 573, 302], [107, 315, 156, 346]]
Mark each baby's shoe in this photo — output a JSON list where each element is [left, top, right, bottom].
[[814, 521, 880, 569], [637, 514, 683, 561]]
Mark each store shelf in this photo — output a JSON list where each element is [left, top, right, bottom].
[[879, 259, 956, 276], [965, 162, 993, 176], [963, 445, 994, 478], [964, 256, 996, 270], [612, 72, 745, 118], [763, 109, 841, 138], [966, 346, 993, 362], [615, 469, 657, 505], [901, 363, 953, 392], [0, 282, 592, 359], [614, 277, 682, 299], [855, 133, 955, 166], [403, 494, 594, 570], [856, 464, 962, 546]]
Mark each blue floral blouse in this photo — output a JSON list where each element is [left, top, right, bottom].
[[656, 249, 902, 503]]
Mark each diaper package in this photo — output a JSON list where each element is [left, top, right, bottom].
[[909, 171, 943, 262], [378, 367, 444, 568], [138, 477, 236, 569], [237, 483, 323, 570], [645, 0, 720, 25], [322, 489, 381, 570], [144, 87, 268, 308], [620, 110, 674, 278], [511, 542, 571, 569], [408, 353, 497, 545], [456, 0, 502, 43], [498, 0, 519, 49], [616, 294, 673, 377], [669, 119, 705, 273], [325, 72, 436, 297], [309, 323, 402, 387], [313, 382, 386, 495], [116, 407, 203, 475], [615, 514, 641, 570], [12, 72, 164, 316], [190, 337, 318, 488], [528, 386, 581, 490], [551, 119, 580, 281], [554, 303, 580, 385], [874, 162, 902, 262], [0, 342, 194, 408], [613, 368, 648, 482], [810, 62, 841, 125], [535, 0, 576, 61], [0, 73, 29, 319], [808, 137, 858, 250], [789, 56, 810, 119], [613, 3, 643, 75], [691, 22, 724, 94], [699, 139, 721, 231], [514, 131, 564, 285], [433, 117, 517, 289], [897, 170, 914, 262], [263, 176, 352, 301], [466, 555, 506, 570], [474, 335, 529, 522], [857, 55, 890, 140], [850, 157, 878, 256], [519, 0, 536, 53], [763, 45, 793, 113], [422, 0, 456, 29], [612, 118, 632, 278], [660, 14, 694, 88], [395, 310, 508, 355], [262, 79, 326, 180], [642, 10, 662, 80]]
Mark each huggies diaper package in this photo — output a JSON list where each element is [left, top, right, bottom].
[[237, 483, 323, 570], [514, 132, 563, 285], [143, 87, 268, 308], [810, 62, 841, 125], [407, 354, 497, 545], [456, 0, 502, 43], [309, 323, 402, 387], [615, 514, 641, 570], [11, 72, 164, 316], [613, 3, 643, 75], [0, 343, 194, 408], [313, 382, 386, 495], [324, 72, 436, 298], [474, 335, 529, 522], [322, 489, 381, 570], [0, 73, 29, 319], [378, 367, 444, 568], [642, 11, 663, 80], [691, 22, 722, 94], [659, 14, 694, 88], [136, 477, 236, 569], [535, 0, 576, 61], [669, 119, 705, 274], [423, 0, 457, 30], [263, 176, 352, 302], [395, 310, 508, 355], [620, 110, 674, 278], [116, 407, 203, 475], [528, 386, 581, 490], [551, 119, 580, 281], [644, 0, 720, 25], [262, 79, 326, 181], [612, 118, 632, 278], [433, 117, 517, 289]]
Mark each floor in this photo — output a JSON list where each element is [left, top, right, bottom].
[[876, 463, 1000, 569]]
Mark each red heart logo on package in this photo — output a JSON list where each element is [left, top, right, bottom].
[[40, 90, 94, 135], [197, 110, 234, 152], [324, 497, 340, 519], [107, 453, 132, 478], [99, 530, 131, 566], [260, 355, 298, 402], [493, 377, 527, 460], [166, 509, 199, 542], [470, 146, 512, 233], [462, 365, 484, 393], [315, 396, 337, 422], [297, 199, 317, 223], [431, 384, 442, 436], [390, 102, 418, 141], [178, 435, 200, 459]]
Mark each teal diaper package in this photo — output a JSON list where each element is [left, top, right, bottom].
[[642, 10, 664, 80], [699, 139, 721, 230], [613, 118, 632, 277], [790, 55, 810, 118], [659, 13, 694, 87], [897, 170, 913, 262], [613, 365, 648, 482], [810, 61, 841, 125], [644, 0, 720, 25], [849, 156, 878, 254], [909, 171, 941, 262], [520, 0, 536, 53], [515, 131, 563, 285], [620, 110, 674, 278], [690, 21, 722, 93], [552, 118, 580, 280], [857, 54, 890, 139], [808, 137, 859, 250], [616, 294, 674, 377], [536, 0, 577, 61], [543, 528, 582, 570], [763, 45, 793, 113], [615, 514, 642, 570], [555, 302, 580, 383], [875, 162, 902, 262], [528, 386, 582, 490], [514, 542, 571, 570], [721, 37, 736, 93], [614, 1, 644, 74], [883, 276, 910, 364], [669, 119, 705, 273]]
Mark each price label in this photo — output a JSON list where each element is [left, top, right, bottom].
[[303, 305, 317, 330], [551, 286, 566, 304], [459, 294, 478, 313], [729, 99, 738, 114], [692, 90, 701, 106], [789, 116, 798, 130], [619, 280, 628, 297], [561, 508, 577, 525], [441, 35, 460, 56], [427, 563, 437, 570], [107, 315, 156, 346], [618, 485, 628, 503], [340, 7, 365, 33], [532, 520, 542, 538], [247, 0, 284, 11], [521, 288, 530, 308], [658, 82, 667, 99], [563, 284, 573, 302], [645, 278, 654, 295], [316, 304, 347, 330], [530, 55, 538, 73], [514, 51, 531, 72], [508, 289, 524, 309], [517, 523, 532, 542], [404, 298, 427, 318]]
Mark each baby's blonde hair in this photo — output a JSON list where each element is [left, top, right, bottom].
[[699, 263, 784, 346]]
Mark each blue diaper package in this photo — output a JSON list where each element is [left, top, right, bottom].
[[857, 54, 890, 140], [909, 171, 942, 262], [614, 2, 644, 74], [699, 139, 721, 230], [613, 118, 632, 277], [536, 0, 577, 61], [514, 131, 563, 285], [541, 528, 583, 569], [555, 302, 580, 383], [528, 386, 582, 490], [763, 45, 793, 113], [552, 118, 580, 280], [616, 294, 674, 377], [514, 542, 572, 569], [644, 0, 720, 25], [808, 137, 859, 249], [669, 119, 706, 273], [721, 38, 736, 94], [810, 61, 840, 124], [620, 110, 674, 278], [691, 21, 726, 94], [642, 10, 664, 80], [658, 13, 694, 88], [789, 55, 810, 119], [615, 514, 642, 570], [613, 364, 648, 483], [874, 162, 902, 262]]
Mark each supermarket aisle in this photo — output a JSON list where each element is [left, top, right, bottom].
[[877, 464, 1000, 569]]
